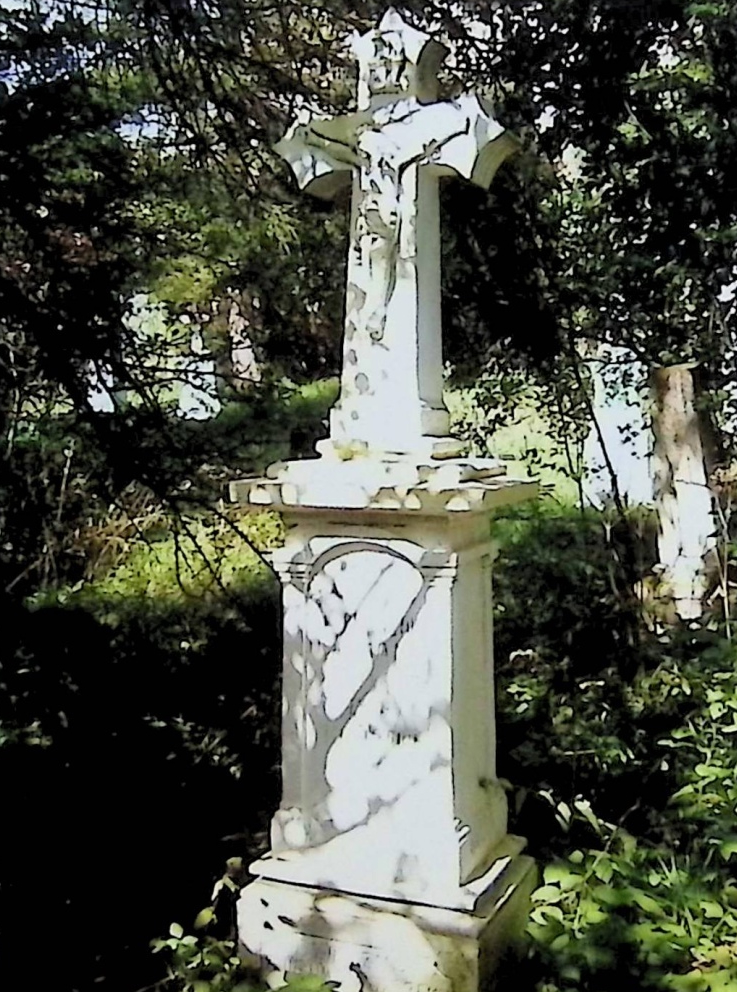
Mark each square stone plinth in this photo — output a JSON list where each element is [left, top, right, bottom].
[[238, 853, 537, 992], [255, 509, 517, 908]]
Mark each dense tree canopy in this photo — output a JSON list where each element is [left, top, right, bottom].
[[4, 1, 736, 424], [1, 4, 737, 992]]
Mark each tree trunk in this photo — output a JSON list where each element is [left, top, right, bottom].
[[650, 364, 716, 620], [579, 340, 651, 509]]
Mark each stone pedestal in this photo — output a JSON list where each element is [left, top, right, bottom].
[[238, 852, 537, 992], [230, 453, 536, 991]]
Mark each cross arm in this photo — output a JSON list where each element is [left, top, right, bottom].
[[426, 95, 520, 190], [275, 112, 364, 200]]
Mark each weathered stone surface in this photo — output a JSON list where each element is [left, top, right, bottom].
[[239, 855, 537, 992], [229, 461, 535, 516], [249, 511, 519, 910]]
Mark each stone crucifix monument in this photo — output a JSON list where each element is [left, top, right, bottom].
[[231, 10, 537, 991]]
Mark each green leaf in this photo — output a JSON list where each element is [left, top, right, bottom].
[[538, 905, 564, 922], [532, 884, 564, 903], [686, 2, 727, 16], [718, 837, 737, 860], [671, 785, 696, 802], [702, 970, 737, 992], [699, 901, 724, 919], [694, 764, 730, 780], [169, 922, 184, 939], [579, 898, 608, 925], [194, 907, 215, 929], [549, 932, 571, 951], [593, 858, 614, 884], [543, 863, 582, 890], [560, 963, 581, 981], [593, 885, 635, 908], [631, 891, 666, 917]]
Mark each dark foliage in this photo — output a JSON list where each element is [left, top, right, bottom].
[[0, 588, 281, 992]]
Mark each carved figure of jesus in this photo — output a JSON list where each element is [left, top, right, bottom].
[[353, 130, 402, 343]]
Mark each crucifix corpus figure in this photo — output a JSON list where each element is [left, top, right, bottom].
[[276, 8, 519, 457]]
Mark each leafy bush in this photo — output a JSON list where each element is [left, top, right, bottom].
[[493, 502, 655, 679], [490, 509, 737, 991], [151, 857, 338, 992], [154, 920, 338, 992], [69, 510, 282, 609], [0, 509, 285, 992], [530, 831, 737, 992]]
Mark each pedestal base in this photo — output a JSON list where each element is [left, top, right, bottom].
[[238, 854, 537, 992]]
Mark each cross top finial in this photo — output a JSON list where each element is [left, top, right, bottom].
[[350, 8, 447, 110]]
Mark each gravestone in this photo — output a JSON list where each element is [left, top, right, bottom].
[[231, 10, 537, 991]]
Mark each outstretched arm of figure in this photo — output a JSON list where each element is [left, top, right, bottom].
[[275, 113, 364, 199], [422, 94, 519, 189]]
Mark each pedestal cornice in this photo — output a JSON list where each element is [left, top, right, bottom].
[[229, 453, 537, 517]]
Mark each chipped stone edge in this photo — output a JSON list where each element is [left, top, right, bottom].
[[229, 476, 538, 516]]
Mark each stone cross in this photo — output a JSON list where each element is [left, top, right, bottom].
[[276, 8, 518, 456]]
